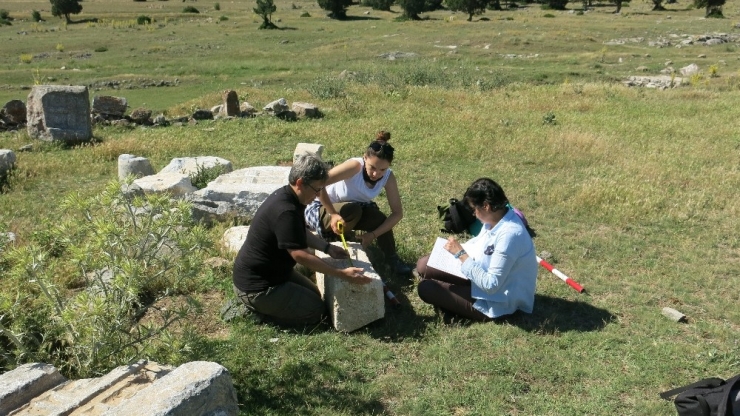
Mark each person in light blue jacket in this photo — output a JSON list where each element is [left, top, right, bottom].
[[416, 178, 538, 321]]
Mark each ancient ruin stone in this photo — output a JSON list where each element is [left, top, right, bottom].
[[92, 96, 128, 118], [26, 85, 92, 143], [222, 90, 240, 117], [2, 100, 27, 125], [128, 107, 152, 125]]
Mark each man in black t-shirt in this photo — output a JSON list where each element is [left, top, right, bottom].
[[233, 153, 371, 326]]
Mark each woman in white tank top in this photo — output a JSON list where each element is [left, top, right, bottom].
[[304, 131, 412, 275]]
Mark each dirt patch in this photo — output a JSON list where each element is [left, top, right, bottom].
[[139, 290, 230, 340]]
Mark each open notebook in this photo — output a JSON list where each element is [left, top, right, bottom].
[[425, 237, 469, 279]]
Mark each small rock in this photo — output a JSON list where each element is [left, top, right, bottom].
[[698, 54, 706, 58]]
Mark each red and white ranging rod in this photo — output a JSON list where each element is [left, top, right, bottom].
[[536, 256, 585, 293]]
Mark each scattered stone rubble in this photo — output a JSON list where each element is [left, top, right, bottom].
[[606, 32, 740, 48]]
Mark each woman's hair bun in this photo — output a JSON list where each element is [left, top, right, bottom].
[[375, 130, 391, 143]]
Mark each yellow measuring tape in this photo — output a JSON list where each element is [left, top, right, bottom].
[[336, 221, 353, 266]]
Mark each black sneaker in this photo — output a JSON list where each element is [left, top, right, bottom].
[[389, 255, 413, 275]]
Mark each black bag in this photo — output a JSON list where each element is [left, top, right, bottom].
[[437, 198, 475, 234], [660, 374, 740, 416]]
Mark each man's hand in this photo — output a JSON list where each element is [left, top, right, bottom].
[[327, 244, 349, 259], [340, 267, 372, 284], [360, 232, 375, 248]]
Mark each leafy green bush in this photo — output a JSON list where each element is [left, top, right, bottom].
[[307, 76, 346, 99], [214, 2, 221, 10], [182, 5, 200, 13], [0, 180, 211, 377], [32, 10, 43, 22], [300, 11, 311, 16], [219, 14, 228, 20], [0, 9, 10, 25], [137, 15, 152, 24], [95, 46, 108, 52], [189, 164, 226, 189], [543, 12, 555, 17]]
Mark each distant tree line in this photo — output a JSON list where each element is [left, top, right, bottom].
[[311, 0, 725, 20]]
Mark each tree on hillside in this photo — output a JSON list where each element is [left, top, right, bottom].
[[317, 0, 353, 19], [254, 0, 278, 29], [50, 0, 82, 23], [546, 0, 568, 10], [694, 0, 724, 17], [650, 0, 666, 11], [445, 0, 489, 21], [613, 0, 630, 13], [398, 0, 426, 19]]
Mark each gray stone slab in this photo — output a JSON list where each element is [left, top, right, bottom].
[[102, 361, 238, 416], [0, 363, 66, 415], [159, 156, 233, 177], [26, 85, 92, 143], [192, 166, 290, 218]]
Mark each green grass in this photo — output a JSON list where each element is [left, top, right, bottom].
[[2, 0, 740, 414]]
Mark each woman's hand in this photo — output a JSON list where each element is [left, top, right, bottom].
[[444, 236, 464, 255], [329, 213, 344, 235], [360, 231, 376, 248]]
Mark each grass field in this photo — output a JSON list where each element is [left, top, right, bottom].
[[1, 0, 740, 414]]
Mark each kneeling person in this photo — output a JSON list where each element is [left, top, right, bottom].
[[233, 154, 371, 326]]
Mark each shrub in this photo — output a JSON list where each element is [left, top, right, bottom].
[[0, 180, 211, 377], [300, 11, 311, 16], [56, 43, 65, 52], [20, 54, 32, 64], [543, 111, 557, 125], [307, 76, 346, 99], [543, 12, 555, 17], [0, 9, 10, 25], [182, 5, 200, 12], [137, 15, 152, 24], [214, 2, 220, 10], [32, 10, 43, 22], [189, 164, 226, 189], [255, 0, 278, 29], [219, 14, 228, 20], [95, 46, 108, 52]]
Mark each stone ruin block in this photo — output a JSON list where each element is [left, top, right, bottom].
[[221, 90, 240, 117], [2, 100, 27, 125], [293, 143, 325, 163], [159, 156, 233, 177], [315, 242, 384, 332], [221, 225, 250, 255], [92, 96, 127, 118], [0, 149, 16, 175], [0, 363, 66, 415], [26, 85, 92, 143], [0, 360, 239, 415], [191, 166, 290, 220], [292, 102, 321, 119], [118, 154, 155, 181], [133, 172, 197, 197]]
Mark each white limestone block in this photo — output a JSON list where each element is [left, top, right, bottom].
[[293, 143, 325, 163], [159, 156, 233, 177], [316, 242, 384, 332], [118, 154, 155, 181], [192, 166, 290, 218], [0, 363, 66, 415], [133, 172, 197, 197], [222, 226, 249, 255]]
